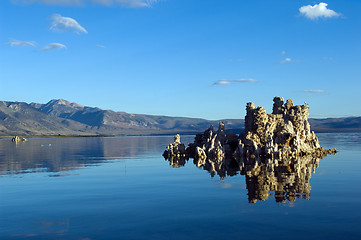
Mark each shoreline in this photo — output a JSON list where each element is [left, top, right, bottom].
[[1, 128, 360, 140]]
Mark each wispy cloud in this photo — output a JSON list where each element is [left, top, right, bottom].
[[299, 2, 340, 20], [281, 50, 286, 56], [96, 44, 105, 48], [322, 57, 333, 61], [213, 79, 257, 86], [50, 14, 87, 34], [42, 43, 67, 51], [281, 57, 292, 63], [109, 0, 158, 7], [303, 90, 326, 94], [7, 39, 36, 47], [11, 0, 159, 7]]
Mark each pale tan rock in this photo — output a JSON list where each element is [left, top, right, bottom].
[[174, 134, 181, 144], [12, 136, 20, 142], [240, 97, 334, 157], [187, 122, 226, 160], [163, 134, 186, 159]]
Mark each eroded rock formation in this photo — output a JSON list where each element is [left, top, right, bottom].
[[12, 136, 20, 142], [163, 134, 186, 159], [239, 96, 337, 158], [12, 136, 27, 142], [163, 97, 337, 160]]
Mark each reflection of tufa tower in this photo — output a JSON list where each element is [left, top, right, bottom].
[[192, 154, 320, 203], [165, 152, 321, 203], [243, 156, 319, 203]]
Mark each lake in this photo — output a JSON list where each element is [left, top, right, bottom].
[[1, 133, 361, 239]]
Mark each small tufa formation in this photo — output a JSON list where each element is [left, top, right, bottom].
[[187, 122, 226, 160], [163, 134, 186, 159], [186, 121, 240, 161], [12, 136, 20, 142], [163, 97, 337, 161], [11, 136, 27, 142]]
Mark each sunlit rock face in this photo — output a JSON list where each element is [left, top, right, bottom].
[[186, 122, 228, 161], [163, 97, 337, 160], [240, 96, 332, 158], [163, 134, 186, 159]]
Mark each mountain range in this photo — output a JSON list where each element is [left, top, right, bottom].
[[0, 99, 360, 136]]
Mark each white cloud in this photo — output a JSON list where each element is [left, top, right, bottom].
[[96, 44, 105, 48], [281, 58, 292, 63], [299, 2, 340, 20], [214, 80, 232, 85], [11, 0, 158, 7], [42, 43, 67, 51], [50, 14, 87, 34], [303, 90, 325, 93], [7, 40, 36, 47], [213, 79, 257, 86]]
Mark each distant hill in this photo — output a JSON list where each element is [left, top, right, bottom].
[[0, 99, 360, 136], [0, 101, 89, 136], [2, 99, 243, 136], [309, 117, 361, 132]]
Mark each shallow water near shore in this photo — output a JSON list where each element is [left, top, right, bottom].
[[0, 133, 360, 239]]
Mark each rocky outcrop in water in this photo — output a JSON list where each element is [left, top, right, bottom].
[[238, 96, 337, 158], [163, 97, 338, 203], [11, 136, 20, 142], [163, 97, 337, 160], [163, 134, 187, 159], [12, 136, 27, 142]]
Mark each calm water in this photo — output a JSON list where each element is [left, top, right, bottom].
[[0, 134, 360, 239]]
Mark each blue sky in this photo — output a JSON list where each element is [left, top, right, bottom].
[[1, 0, 360, 120]]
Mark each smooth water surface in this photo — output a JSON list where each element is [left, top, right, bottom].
[[0, 134, 360, 239]]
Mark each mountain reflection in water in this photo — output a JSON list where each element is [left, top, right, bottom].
[[0, 137, 166, 176], [166, 155, 319, 203]]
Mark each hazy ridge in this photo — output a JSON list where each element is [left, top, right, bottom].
[[0, 99, 359, 136], [1, 99, 243, 136]]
